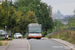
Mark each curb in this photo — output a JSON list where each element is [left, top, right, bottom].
[[50, 39, 73, 50], [5, 40, 11, 50]]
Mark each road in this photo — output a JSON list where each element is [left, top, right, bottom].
[[28, 38, 68, 50]]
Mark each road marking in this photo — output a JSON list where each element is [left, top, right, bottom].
[[26, 39, 30, 50], [50, 39, 70, 50]]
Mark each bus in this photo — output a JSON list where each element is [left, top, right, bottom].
[[26, 23, 42, 39]]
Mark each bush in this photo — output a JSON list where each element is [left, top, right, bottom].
[[42, 32, 45, 37], [71, 42, 74, 44], [5, 43, 8, 46], [45, 35, 48, 38], [50, 30, 75, 44], [11, 33, 14, 38], [71, 32, 75, 41], [0, 42, 2, 46], [61, 37, 66, 40], [67, 38, 73, 42], [48, 34, 51, 38], [0, 36, 2, 41], [23, 35, 26, 38]]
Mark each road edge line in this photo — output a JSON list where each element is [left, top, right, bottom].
[[26, 39, 30, 50], [50, 39, 73, 50]]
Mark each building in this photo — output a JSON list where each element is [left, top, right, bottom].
[[53, 10, 64, 19]]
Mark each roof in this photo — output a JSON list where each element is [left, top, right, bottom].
[[28, 23, 41, 26]]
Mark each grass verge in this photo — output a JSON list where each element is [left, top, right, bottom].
[[0, 40, 8, 46], [48, 30, 75, 44]]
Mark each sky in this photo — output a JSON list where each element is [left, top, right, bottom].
[[1, 0, 75, 15], [41, 0, 75, 15]]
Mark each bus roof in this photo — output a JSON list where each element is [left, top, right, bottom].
[[28, 23, 41, 27]]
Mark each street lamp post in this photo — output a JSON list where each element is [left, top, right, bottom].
[[38, 5, 40, 23], [6, 0, 8, 33], [10, 0, 12, 29], [10, 0, 12, 37]]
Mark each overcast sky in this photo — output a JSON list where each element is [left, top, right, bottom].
[[41, 0, 75, 15], [9, 0, 75, 15]]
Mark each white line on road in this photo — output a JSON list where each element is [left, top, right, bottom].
[[26, 39, 30, 50], [50, 39, 71, 50]]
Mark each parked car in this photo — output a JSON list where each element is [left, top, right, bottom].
[[0, 30, 7, 39], [0, 30, 12, 40], [14, 33, 22, 39]]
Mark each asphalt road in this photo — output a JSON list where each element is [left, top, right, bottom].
[[28, 39, 68, 50]]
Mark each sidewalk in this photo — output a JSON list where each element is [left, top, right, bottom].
[[51, 38, 75, 50], [5, 39, 29, 50], [0, 41, 10, 50], [0, 46, 7, 50]]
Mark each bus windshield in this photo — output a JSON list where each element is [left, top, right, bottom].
[[29, 27, 41, 33]]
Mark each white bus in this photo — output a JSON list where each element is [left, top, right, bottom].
[[26, 23, 42, 39]]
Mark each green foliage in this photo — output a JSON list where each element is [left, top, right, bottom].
[[61, 37, 66, 40], [42, 32, 45, 37], [14, 0, 54, 36], [0, 0, 54, 36], [0, 36, 2, 41], [50, 30, 75, 44], [45, 35, 48, 38], [26, 10, 38, 23], [5, 43, 8, 46], [48, 34, 51, 38], [23, 35, 26, 38], [48, 11, 75, 44], [67, 38, 73, 43], [68, 16, 75, 31], [0, 2, 7, 28], [54, 20, 65, 31], [0, 42, 2, 46]]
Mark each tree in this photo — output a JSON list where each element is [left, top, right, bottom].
[[38, 2, 54, 36], [68, 11, 75, 31], [26, 10, 38, 23], [68, 16, 75, 31], [54, 20, 64, 31], [0, 0, 54, 36], [0, 1, 23, 33], [14, 0, 54, 36], [0, 2, 7, 28], [18, 10, 38, 33]]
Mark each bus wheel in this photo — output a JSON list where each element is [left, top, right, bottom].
[[27, 38, 30, 39], [37, 38, 41, 39], [39, 38, 41, 39]]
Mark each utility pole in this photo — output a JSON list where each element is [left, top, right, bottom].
[[22, 0, 24, 38]]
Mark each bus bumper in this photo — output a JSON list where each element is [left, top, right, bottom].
[[28, 36, 42, 38]]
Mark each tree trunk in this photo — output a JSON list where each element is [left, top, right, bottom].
[[44, 29, 47, 37]]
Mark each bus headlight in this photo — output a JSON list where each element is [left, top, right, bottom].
[[40, 34, 42, 36], [28, 34, 31, 36]]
